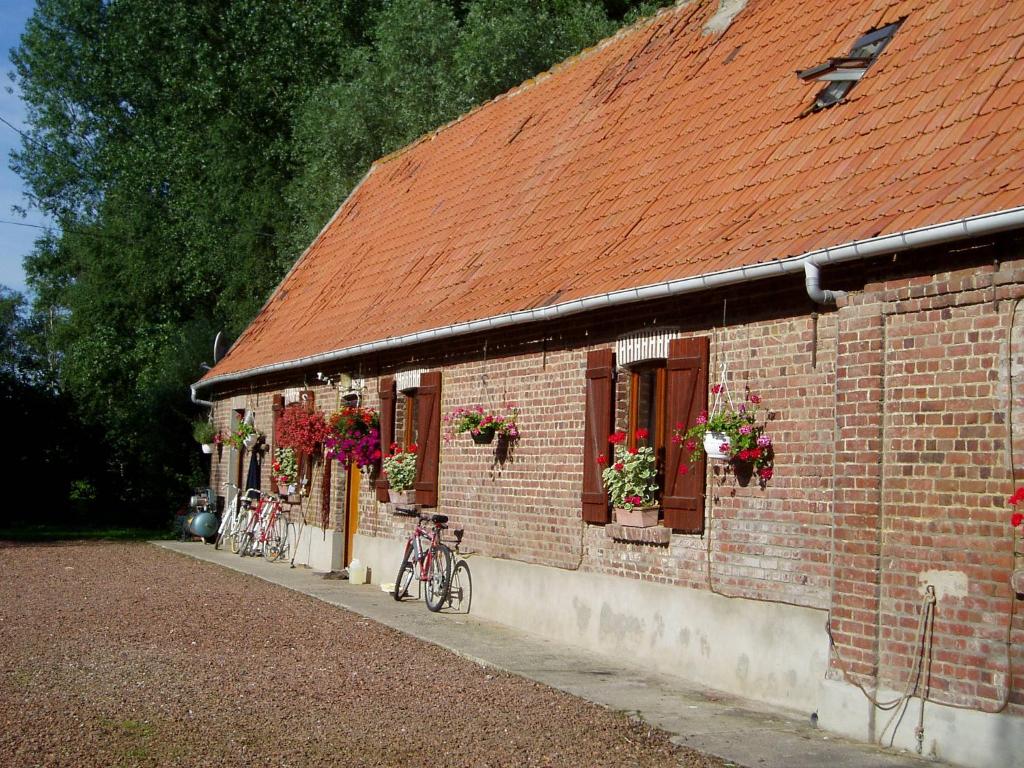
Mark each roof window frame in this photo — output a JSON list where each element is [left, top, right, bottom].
[[798, 19, 904, 112]]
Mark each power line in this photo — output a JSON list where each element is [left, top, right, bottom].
[[0, 114, 93, 177]]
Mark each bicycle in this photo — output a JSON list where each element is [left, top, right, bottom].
[[393, 514, 452, 612], [257, 492, 289, 563], [237, 492, 271, 557], [214, 484, 254, 552], [445, 527, 473, 614]]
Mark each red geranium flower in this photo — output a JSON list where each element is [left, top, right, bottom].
[[635, 428, 649, 441], [1012, 512, 1024, 527], [614, 462, 624, 472], [678, 464, 689, 475], [608, 431, 627, 445], [597, 453, 607, 466]]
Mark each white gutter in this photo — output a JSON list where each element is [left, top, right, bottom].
[[193, 206, 1024, 392]]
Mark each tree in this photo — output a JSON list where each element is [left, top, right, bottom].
[[10, 0, 676, 523]]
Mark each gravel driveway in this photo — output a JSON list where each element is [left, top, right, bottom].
[[0, 541, 726, 767]]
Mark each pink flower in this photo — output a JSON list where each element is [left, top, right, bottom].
[[748, 393, 761, 404], [696, 413, 707, 426], [757, 435, 771, 448], [739, 425, 751, 435], [685, 439, 697, 451]]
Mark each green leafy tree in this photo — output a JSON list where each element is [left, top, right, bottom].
[[10, 0, 676, 523]]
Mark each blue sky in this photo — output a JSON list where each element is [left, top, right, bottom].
[[1, 0, 47, 295]]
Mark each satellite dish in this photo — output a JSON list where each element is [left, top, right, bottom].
[[212, 331, 228, 363]]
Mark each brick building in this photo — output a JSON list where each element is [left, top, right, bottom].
[[193, 1, 1024, 764]]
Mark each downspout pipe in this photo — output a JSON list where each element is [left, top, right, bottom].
[[193, 206, 1024, 393], [191, 383, 214, 408], [804, 261, 846, 305]]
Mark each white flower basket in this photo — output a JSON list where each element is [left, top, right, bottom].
[[201, 443, 214, 454], [243, 434, 258, 450], [703, 431, 730, 460]]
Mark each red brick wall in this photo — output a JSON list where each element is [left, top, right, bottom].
[[205, 242, 1024, 715]]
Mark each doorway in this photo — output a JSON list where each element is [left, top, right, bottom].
[[343, 463, 361, 567]]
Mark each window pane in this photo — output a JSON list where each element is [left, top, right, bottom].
[[636, 369, 658, 439]]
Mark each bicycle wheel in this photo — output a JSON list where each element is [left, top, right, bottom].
[[393, 542, 414, 601], [448, 560, 472, 613], [263, 512, 288, 562], [424, 543, 453, 612], [230, 510, 249, 554]]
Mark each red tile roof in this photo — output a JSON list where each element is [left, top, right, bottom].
[[206, 0, 1024, 382]]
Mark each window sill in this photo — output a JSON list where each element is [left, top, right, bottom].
[[605, 523, 670, 546]]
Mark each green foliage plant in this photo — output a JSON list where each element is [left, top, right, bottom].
[[382, 443, 418, 492], [192, 419, 217, 445], [598, 430, 658, 510]]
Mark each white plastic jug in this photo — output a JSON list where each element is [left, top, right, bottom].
[[348, 559, 367, 585]]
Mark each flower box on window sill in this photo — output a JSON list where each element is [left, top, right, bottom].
[[613, 505, 659, 528], [388, 489, 415, 505]]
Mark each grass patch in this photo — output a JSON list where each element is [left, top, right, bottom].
[[0, 524, 174, 542]]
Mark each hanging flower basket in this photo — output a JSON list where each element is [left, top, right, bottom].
[[444, 404, 521, 444], [471, 428, 496, 445], [675, 380, 775, 485], [613, 505, 659, 528], [243, 433, 258, 450], [703, 431, 730, 460]]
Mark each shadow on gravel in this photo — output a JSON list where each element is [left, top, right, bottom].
[[0, 526, 172, 545]]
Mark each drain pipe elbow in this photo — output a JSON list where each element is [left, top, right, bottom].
[[191, 383, 214, 408], [805, 260, 846, 306]]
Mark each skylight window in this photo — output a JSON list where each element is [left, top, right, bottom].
[[798, 20, 903, 111]]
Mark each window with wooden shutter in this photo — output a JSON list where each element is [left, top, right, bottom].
[[414, 371, 441, 507], [663, 337, 709, 532], [376, 377, 396, 502], [297, 389, 315, 495], [582, 349, 615, 524]]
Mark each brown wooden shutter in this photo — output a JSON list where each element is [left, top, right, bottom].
[[272, 394, 285, 450], [375, 377, 396, 502], [582, 349, 615, 524], [663, 336, 709, 533], [298, 390, 315, 491], [415, 370, 441, 507]]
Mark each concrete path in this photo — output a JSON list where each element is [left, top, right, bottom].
[[155, 540, 941, 768]]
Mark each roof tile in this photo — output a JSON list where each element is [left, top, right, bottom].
[[208, 0, 1024, 380]]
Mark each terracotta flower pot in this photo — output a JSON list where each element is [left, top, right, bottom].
[[388, 489, 415, 505], [613, 505, 659, 528]]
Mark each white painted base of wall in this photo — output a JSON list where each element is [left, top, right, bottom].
[[353, 533, 827, 713], [817, 678, 1024, 768], [290, 524, 343, 572]]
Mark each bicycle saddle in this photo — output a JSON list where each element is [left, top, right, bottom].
[[431, 514, 449, 525]]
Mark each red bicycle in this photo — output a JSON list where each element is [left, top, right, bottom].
[[393, 513, 452, 612]]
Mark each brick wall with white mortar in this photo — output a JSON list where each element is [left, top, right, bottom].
[[204, 240, 1024, 716]]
